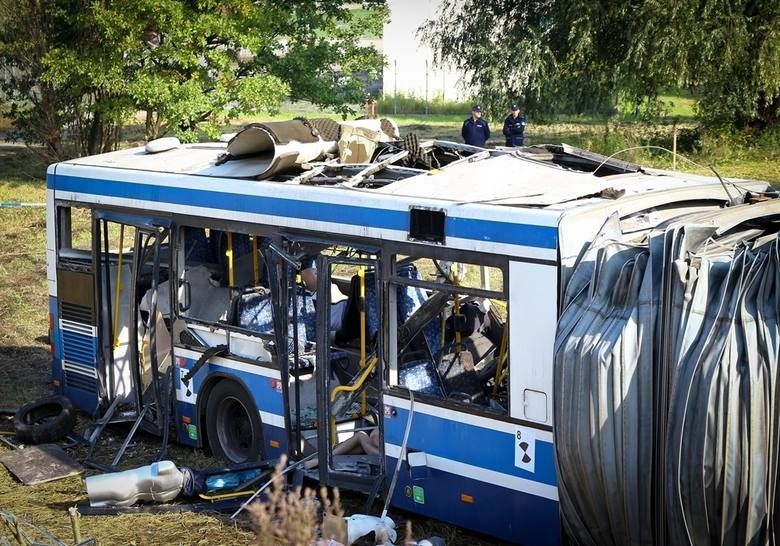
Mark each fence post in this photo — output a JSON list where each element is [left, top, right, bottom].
[[69, 506, 83, 543], [425, 59, 429, 115], [393, 60, 398, 115], [672, 128, 677, 171]]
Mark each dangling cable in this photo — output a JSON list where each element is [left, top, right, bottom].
[[381, 390, 414, 522]]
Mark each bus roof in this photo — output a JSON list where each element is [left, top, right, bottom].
[[57, 141, 767, 210]]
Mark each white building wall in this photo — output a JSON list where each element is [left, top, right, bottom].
[[382, 0, 469, 101]]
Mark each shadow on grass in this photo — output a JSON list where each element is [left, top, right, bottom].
[[0, 145, 49, 181], [0, 345, 53, 409]]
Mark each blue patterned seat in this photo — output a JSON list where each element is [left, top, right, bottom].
[[183, 227, 214, 265], [396, 265, 442, 361], [236, 288, 320, 354]]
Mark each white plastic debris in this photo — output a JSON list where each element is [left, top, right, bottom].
[[85, 460, 184, 507], [344, 514, 397, 545]]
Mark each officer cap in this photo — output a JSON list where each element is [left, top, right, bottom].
[[510, 103, 519, 111], [471, 104, 482, 112]]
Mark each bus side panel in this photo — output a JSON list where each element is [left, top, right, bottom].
[[509, 260, 558, 426], [383, 396, 560, 546], [50, 296, 63, 389], [55, 269, 101, 415], [173, 351, 288, 459]]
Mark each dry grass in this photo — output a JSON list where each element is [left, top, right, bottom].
[[247, 456, 345, 546]]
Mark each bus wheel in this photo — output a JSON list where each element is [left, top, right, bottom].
[[205, 381, 263, 464], [14, 395, 76, 444]]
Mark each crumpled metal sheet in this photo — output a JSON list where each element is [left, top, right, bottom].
[[554, 200, 780, 546]]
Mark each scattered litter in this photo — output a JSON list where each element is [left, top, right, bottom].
[[0, 443, 83, 485], [13, 395, 76, 445], [85, 460, 184, 507], [344, 514, 396, 545], [84, 459, 276, 509]]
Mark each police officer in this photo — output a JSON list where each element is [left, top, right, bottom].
[[461, 104, 490, 147], [502, 103, 526, 147]]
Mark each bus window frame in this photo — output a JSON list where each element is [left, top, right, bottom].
[[383, 245, 509, 416]]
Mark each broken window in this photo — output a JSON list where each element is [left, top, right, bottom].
[[172, 225, 278, 361], [388, 255, 508, 414], [57, 205, 93, 267]]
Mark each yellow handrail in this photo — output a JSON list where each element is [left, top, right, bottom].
[[198, 490, 255, 501], [226, 232, 234, 287], [452, 267, 461, 355], [330, 355, 378, 447], [358, 266, 366, 369], [330, 355, 378, 402], [112, 225, 125, 349], [358, 265, 367, 415]]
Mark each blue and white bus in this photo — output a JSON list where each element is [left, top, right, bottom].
[[45, 128, 767, 544]]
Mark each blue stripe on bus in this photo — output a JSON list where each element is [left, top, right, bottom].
[[449, 215, 557, 249], [49, 297, 62, 385], [180, 359, 285, 417], [387, 455, 561, 546], [384, 405, 557, 487], [50, 174, 558, 249]]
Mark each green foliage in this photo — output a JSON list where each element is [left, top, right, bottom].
[[376, 93, 474, 116], [0, 0, 386, 158], [420, 0, 780, 130]]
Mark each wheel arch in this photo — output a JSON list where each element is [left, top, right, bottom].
[[196, 371, 262, 455]]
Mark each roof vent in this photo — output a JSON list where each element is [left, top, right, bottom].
[[145, 137, 180, 154], [409, 207, 445, 244]]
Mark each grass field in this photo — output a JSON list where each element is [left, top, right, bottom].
[[1, 112, 779, 544]]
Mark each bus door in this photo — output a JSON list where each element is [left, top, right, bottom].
[[313, 252, 384, 492], [94, 212, 171, 435]]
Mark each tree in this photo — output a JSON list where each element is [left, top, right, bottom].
[[420, 0, 780, 130], [0, 0, 386, 160], [0, 0, 88, 161]]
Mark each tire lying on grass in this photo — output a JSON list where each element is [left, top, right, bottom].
[[13, 395, 76, 444]]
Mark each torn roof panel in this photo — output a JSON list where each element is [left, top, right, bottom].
[[64, 141, 772, 209]]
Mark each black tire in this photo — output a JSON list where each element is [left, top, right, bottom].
[[205, 381, 264, 464], [13, 395, 76, 444]]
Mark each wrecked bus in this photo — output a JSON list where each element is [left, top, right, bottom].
[[44, 121, 774, 544]]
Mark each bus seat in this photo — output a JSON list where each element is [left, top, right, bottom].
[[396, 265, 442, 362], [235, 289, 274, 333], [183, 227, 213, 265], [291, 289, 317, 345], [210, 231, 252, 264], [335, 272, 379, 345], [398, 351, 445, 397], [235, 288, 317, 353]]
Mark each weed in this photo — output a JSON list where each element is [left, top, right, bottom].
[[247, 456, 345, 546]]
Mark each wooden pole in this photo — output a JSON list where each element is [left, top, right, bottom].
[[69, 506, 83, 543]]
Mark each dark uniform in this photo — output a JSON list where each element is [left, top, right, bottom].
[[502, 113, 526, 146], [462, 114, 491, 147]]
